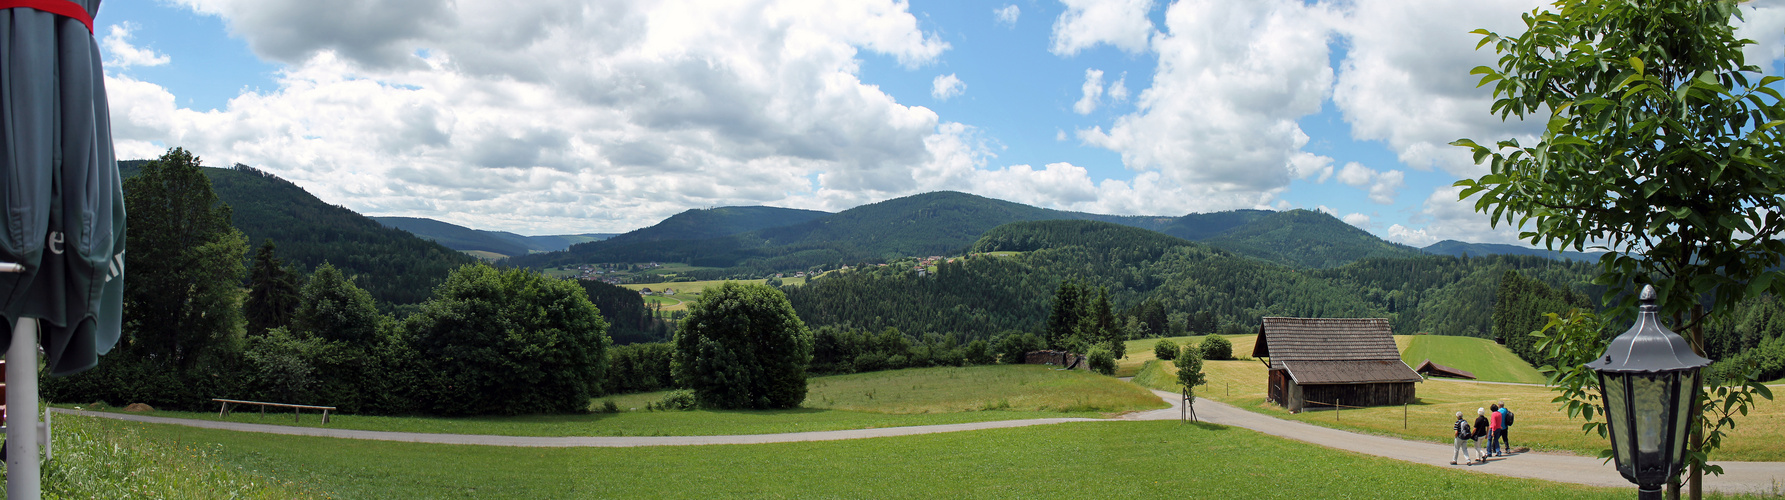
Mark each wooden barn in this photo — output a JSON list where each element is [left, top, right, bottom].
[[1253, 317, 1422, 413]]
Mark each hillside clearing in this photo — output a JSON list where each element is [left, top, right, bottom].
[[1399, 335, 1547, 384]]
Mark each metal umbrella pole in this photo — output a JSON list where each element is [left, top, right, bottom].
[[1, 261, 38, 497]]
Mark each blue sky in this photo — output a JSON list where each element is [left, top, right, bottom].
[[95, 0, 1785, 244]]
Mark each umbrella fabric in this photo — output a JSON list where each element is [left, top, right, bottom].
[[0, 0, 124, 377]]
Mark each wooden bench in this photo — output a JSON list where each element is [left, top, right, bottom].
[[213, 398, 336, 424]]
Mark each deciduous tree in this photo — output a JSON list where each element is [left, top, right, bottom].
[[672, 281, 813, 409], [119, 147, 247, 370], [1454, 2, 1779, 496]]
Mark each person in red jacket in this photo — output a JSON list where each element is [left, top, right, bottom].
[[1486, 403, 1503, 457]]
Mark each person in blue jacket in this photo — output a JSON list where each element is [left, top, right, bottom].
[[1498, 402, 1514, 453]]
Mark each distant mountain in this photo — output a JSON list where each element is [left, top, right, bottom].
[[122, 161, 477, 305], [508, 191, 1125, 271], [1192, 210, 1425, 268], [600, 205, 831, 245], [1422, 240, 1604, 263], [509, 191, 1429, 273], [371, 216, 614, 257]]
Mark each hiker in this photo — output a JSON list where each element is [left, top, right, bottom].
[[1486, 404, 1503, 457], [1498, 403, 1514, 453], [1472, 407, 1491, 462], [1451, 411, 1475, 465]]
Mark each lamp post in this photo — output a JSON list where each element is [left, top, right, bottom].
[[1587, 285, 1711, 499]]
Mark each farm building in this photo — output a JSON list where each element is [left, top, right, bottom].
[[1253, 317, 1422, 413], [1412, 359, 1476, 380]]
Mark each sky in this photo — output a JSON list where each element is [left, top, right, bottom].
[[95, 0, 1785, 245]]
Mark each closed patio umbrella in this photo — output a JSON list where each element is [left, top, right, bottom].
[[0, 0, 125, 496]]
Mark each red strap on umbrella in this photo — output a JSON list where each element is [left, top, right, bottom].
[[0, 0, 92, 33]]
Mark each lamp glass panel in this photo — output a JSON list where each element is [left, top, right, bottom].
[[1604, 373, 1634, 468], [1671, 370, 1698, 461], [1633, 374, 1669, 455]]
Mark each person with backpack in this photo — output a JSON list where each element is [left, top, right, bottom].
[[1451, 411, 1474, 465], [1486, 403, 1503, 457], [1498, 402, 1514, 453], [1472, 407, 1491, 463]]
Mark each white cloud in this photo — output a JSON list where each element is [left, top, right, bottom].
[[932, 73, 965, 100], [1051, 0, 1156, 56], [1332, 162, 1403, 204], [101, 23, 171, 69], [123, 0, 958, 233], [1073, 68, 1104, 114], [1386, 224, 1437, 247], [1330, 0, 1547, 177], [1107, 73, 1128, 103], [1380, 186, 1523, 247], [994, 4, 1020, 27], [1315, 205, 1336, 216], [1079, 0, 1336, 212], [1342, 212, 1372, 228]]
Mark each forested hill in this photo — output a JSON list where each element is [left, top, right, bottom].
[[1422, 240, 1604, 263], [1192, 210, 1424, 268], [601, 205, 832, 245], [371, 216, 613, 257], [786, 218, 1599, 341], [121, 160, 477, 305]]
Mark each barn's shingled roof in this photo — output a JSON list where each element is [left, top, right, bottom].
[[1253, 317, 1423, 385]]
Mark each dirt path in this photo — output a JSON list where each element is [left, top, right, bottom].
[[56, 389, 1784, 494]]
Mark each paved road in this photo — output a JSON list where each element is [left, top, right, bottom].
[[57, 389, 1784, 494]]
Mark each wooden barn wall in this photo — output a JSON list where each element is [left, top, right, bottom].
[[1299, 382, 1415, 410]]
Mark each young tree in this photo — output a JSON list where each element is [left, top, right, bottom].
[[244, 240, 301, 336], [1175, 344, 1206, 398], [119, 147, 248, 370], [672, 281, 813, 409], [1454, 2, 1779, 496]]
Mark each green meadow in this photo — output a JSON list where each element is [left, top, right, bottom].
[[1398, 334, 1547, 384], [69, 365, 1159, 438], [53, 415, 1653, 499]]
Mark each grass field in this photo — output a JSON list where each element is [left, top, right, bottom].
[[91, 416, 1664, 499], [1399, 335, 1547, 384], [461, 250, 506, 261], [1126, 335, 1785, 462], [70, 366, 1160, 438], [42, 415, 316, 498], [623, 277, 807, 311]]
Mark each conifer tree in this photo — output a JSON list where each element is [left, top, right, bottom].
[[244, 239, 300, 336]]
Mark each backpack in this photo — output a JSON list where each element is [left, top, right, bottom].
[[1454, 420, 1470, 439], [1502, 408, 1514, 427]]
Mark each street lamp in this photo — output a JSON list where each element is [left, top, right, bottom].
[[1587, 285, 1711, 499]]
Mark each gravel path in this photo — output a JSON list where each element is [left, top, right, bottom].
[[56, 388, 1784, 494]]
